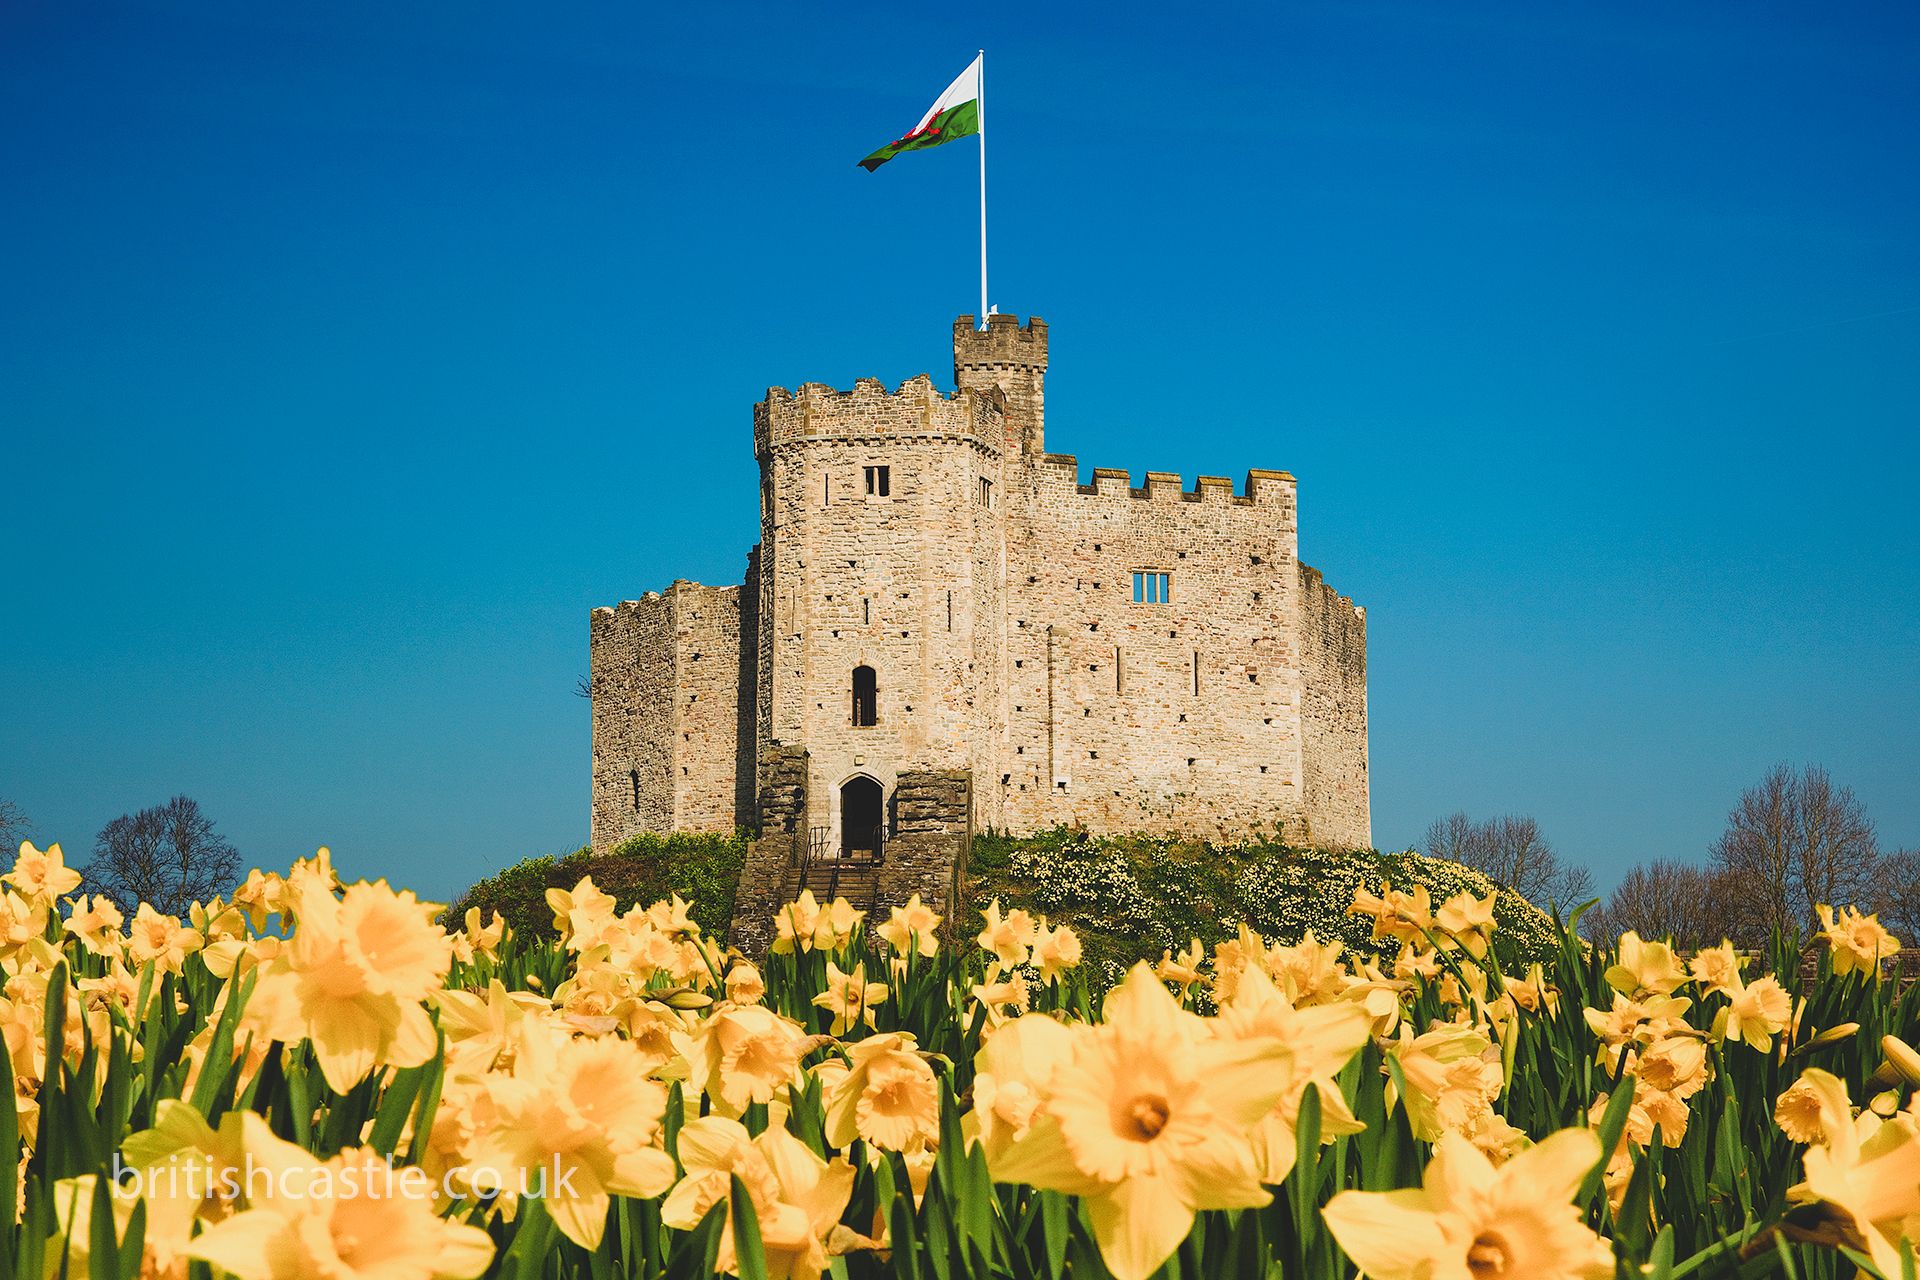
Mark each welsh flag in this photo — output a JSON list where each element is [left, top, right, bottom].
[[858, 56, 981, 172]]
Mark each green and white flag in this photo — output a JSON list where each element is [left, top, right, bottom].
[[858, 55, 981, 172]]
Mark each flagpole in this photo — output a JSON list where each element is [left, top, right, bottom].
[[977, 49, 988, 330]]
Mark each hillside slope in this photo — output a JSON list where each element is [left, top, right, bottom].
[[446, 828, 1561, 978]]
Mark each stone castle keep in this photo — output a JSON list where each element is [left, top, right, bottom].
[[590, 315, 1368, 938]]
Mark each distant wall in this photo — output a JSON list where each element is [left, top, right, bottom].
[[589, 581, 749, 851], [1298, 563, 1370, 849]]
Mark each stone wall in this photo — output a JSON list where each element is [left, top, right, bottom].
[[588, 581, 751, 851], [1299, 563, 1370, 849], [993, 459, 1316, 841], [894, 769, 972, 835], [588, 594, 672, 850]]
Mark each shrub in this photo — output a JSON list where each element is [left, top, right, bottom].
[[443, 829, 749, 940]]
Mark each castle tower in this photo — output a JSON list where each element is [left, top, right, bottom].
[[752, 370, 1009, 855], [954, 314, 1047, 455]]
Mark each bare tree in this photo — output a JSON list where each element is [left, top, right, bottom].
[[1874, 848, 1920, 945], [1710, 764, 1879, 939], [84, 796, 241, 918], [0, 800, 31, 855], [1583, 859, 1735, 947], [1422, 811, 1594, 911]]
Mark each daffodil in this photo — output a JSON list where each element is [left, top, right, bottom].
[[988, 963, 1295, 1280], [1605, 931, 1688, 997], [1434, 890, 1498, 957], [1791, 1096, 1920, 1276], [126, 903, 204, 976], [3, 840, 82, 903], [877, 893, 941, 958], [243, 877, 451, 1092], [977, 899, 1039, 971], [469, 1021, 678, 1248], [188, 1134, 495, 1280], [1387, 1021, 1504, 1142], [1215, 963, 1372, 1182], [1815, 904, 1900, 980], [1031, 922, 1083, 983], [664, 1117, 856, 1280], [1325, 1129, 1613, 1280], [1715, 975, 1792, 1052], [1687, 939, 1745, 995], [687, 1002, 808, 1116], [822, 1031, 940, 1151], [812, 960, 888, 1035], [968, 1013, 1077, 1163], [1775, 1068, 1854, 1145]]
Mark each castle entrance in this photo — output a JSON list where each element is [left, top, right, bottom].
[[841, 776, 884, 860]]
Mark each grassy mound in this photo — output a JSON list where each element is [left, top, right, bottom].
[[446, 827, 1559, 979], [441, 829, 748, 940], [967, 829, 1561, 985]]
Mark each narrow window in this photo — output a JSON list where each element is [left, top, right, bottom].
[[823, 474, 830, 505], [978, 477, 993, 507], [1192, 651, 1200, 696], [863, 596, 871, 625], [1115, 647, 1124, 694], [851, 665, 878, 726], [629, 769, 641, 810], [946, 590, 953, 631], [864, 465, 890, 497]]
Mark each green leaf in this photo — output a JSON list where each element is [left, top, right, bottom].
[[729, 1175, 769, 1280]]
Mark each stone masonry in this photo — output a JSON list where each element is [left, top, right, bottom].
[[590, 315, 1370, 933]]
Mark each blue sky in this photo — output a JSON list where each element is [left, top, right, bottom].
[[3, 1, 1916, 903]]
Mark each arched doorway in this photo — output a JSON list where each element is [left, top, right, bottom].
[[841, 776, 884, 860]]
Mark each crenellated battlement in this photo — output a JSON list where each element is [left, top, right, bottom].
[[953, 313, 1048, 369], [755, 373, 1004, 456], [1035, 455, 1298, 507]]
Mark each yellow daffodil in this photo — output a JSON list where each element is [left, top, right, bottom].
[[822, 1031, 940, 1151], [664, 1117, 856, 1280], [4, 841, 82, 904], [470, 1021, 677, 1248], [1715, 975, 1792, 1052], [1348, 880, 1434, 947], [688, 1002, 809, 1116], [977, 899, 1039, 971], [1687, 940, 1745, 995], [1791, 1097, 1920, 1276], [1387, 1021, 1504, 1142], [1032, 921, 1082, 983], [1324, 1129, 1613, 1280], [1775, 1068, 1854, 1145], [812, 960, 888, 1035], [988, 963, 1295, 1280], [243, 877, 451, 1092], [126, 903, 204, 976], [1605, 931, 1688, 997], [1815, 904, 1900, 980], [1434, 890, 1498, 957], [188, 1137, 495, 1280], [877, 893, 941, 958], [1215, 963, 1372, 1182]]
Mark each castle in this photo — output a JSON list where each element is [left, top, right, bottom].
[[589, 316, 1368, 934]]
